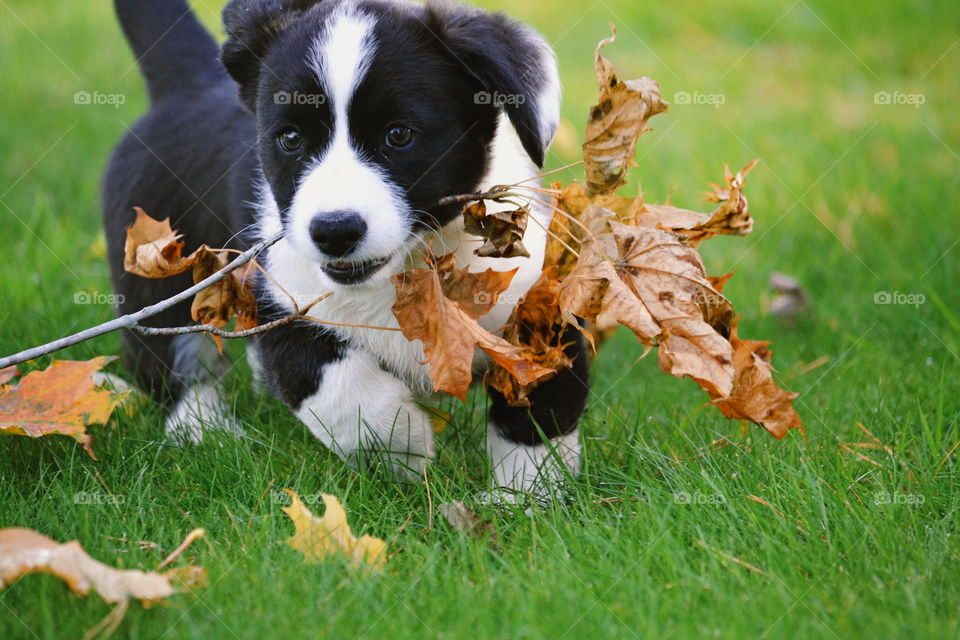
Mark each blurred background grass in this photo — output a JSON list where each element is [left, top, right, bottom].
[[1, 1, 958, 639]]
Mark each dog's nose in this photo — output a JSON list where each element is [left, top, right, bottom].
[[309, 211, 368, 258]]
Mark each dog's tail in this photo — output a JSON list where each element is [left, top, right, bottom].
[[114, 0, 227, 102]]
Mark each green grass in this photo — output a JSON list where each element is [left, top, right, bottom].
[[2, 0, 959, 638]]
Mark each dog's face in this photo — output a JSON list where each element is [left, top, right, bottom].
[[222, 0, 560, 286]]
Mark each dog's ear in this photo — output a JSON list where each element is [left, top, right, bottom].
[[426, 1, 561, 168], [221, 0, 324, 111]]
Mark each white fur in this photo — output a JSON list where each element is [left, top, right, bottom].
[[295, 350, 435, 479], [487, 427, 580, 500], [165, 385, 244, 444]]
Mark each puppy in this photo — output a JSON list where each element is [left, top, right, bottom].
[[103, 0, 590, 499]]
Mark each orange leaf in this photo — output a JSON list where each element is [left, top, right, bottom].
[[0, 358, 126, 458], [123, 208, 195, 279], [709, 322, 804, 439], [463, 201, 531, 259], [391, 253, 553, 401], [190, 247, 258, 331]]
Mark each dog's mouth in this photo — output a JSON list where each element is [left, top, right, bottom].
[[321, 257, 391, 285]]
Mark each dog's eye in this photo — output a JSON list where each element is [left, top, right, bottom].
[[385, 126, 415, 149], [277, 129, 303, 153]]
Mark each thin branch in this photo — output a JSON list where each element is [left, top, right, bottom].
[[0, 232, 284, 370]]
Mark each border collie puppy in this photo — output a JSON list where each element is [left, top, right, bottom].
[[103, 0, 589, 499]]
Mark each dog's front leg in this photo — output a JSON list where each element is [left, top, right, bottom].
[[254, 320, 434, 480], [486, 328, 591, 502]]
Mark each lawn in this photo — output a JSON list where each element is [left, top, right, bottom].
[[1, 0, 958, 638]]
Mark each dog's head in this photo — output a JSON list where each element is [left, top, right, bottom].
[[222, 0, 560, 286]]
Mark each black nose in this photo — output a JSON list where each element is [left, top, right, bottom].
[[309, 211, 367, 258]]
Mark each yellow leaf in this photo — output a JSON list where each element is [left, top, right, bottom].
[[282, 490, 387, 570]]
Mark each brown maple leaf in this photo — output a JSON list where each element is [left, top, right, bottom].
[[558, 219, 736, 397], [391, 253, 554, 401], [190, 247, 258, 332], [0, 358, 127, 458], [123, 208, 195, 279], [583, 26, 669, 197], [641, 161, 760, 247], [489, 270, 572, 406], [710, 321, 804, 439], [463, 201, 531, 259]]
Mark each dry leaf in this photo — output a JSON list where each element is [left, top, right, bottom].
[[559, 220, 735, 396], [282, 490, 386, 569], [0, 366, 18, 387], [464, 201, 531, 258], [0, 528, 195, 606], [123, 208, 194, 279], [0, 358, 127, 458], [489, 270, 572, 406], [124, 209, 260, 340], [392, 253, 554, 401], [583, 26, 669, 196], [709, 322, 803, 439], [769, 272, 808, 320], [439, 502, 499, 544], [641, 161, 759, 246], [190, 248, 258, 331]]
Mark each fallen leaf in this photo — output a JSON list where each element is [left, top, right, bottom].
[[0, 358, 127, 458], [392, 253, 554, 401], [709, 321, 803, 439], [282, 490, 386, 570], [463, 201, 531, 258], [769, 272, 808, 320], [0, 528, 198, 606], [439, 502, 499, 545], [123, 208, 194, 279], [583, 26, 669, 196], [0, 366, 18, 387]]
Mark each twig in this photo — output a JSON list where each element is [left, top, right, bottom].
[[0, 232, 285, 370]]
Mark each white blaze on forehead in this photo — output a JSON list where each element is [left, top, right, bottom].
[[309, 9, 377, 122], [289, 8, 411, 273]]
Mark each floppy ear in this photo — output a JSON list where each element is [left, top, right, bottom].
[[426, 1, 561, 168], [221, 0, 324, 111]]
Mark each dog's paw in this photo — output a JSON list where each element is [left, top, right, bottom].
[[360, 403, 436, 482], [165, 385, 245, 445]]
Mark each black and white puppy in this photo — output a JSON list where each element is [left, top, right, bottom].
[[103, 0, 590, 498]]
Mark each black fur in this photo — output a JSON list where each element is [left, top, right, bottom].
[[488, 328, 590, 446]]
